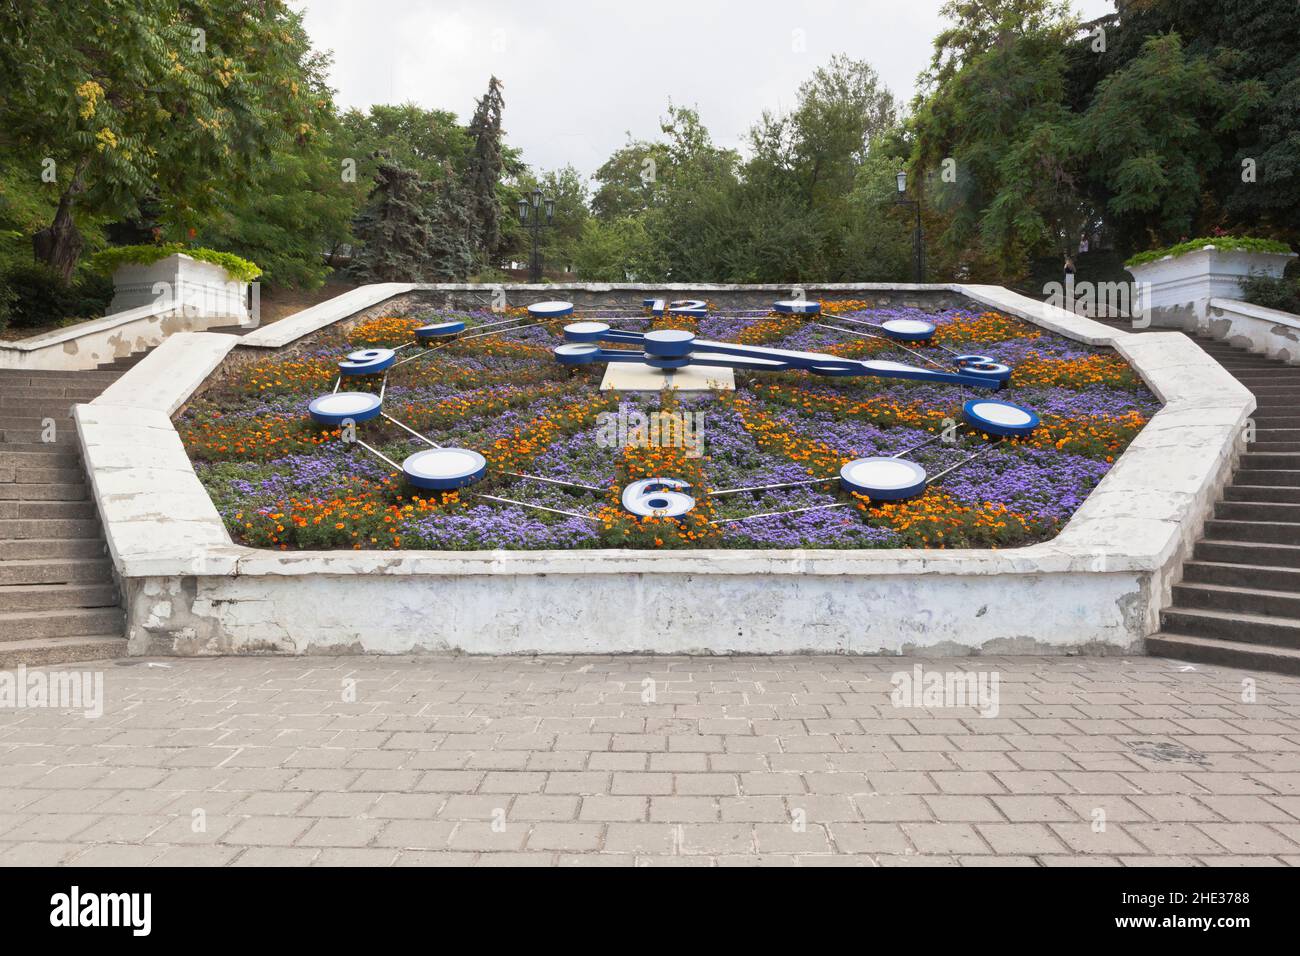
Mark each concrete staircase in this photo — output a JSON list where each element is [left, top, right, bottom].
[[0, 325, 249, 667], [1095, 320, 1300, 673], [0, 363, 127, 666]]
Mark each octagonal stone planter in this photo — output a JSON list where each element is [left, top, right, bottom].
[[71, 283, 1255, 658]]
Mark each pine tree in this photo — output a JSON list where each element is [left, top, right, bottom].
[[348, 155, 434, 282], [426, 162, 476, 281], [463, 76, 506, 264]]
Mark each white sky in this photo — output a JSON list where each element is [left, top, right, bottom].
[[296, 0, 1115, 179]]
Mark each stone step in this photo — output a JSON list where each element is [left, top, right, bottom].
[[1214, 500, 1300, 523], [1251, 442, 1300, 453], [0, 606, 124, 641], [1232, 375, 1300, 385], [0, 581, 118, 612], [1145, 633, 1300, 675], [0, 500, 96, 520], [0, 635, 128, 669], [0, 482, 88, 502], [1241, 452, 1300, 470], [1159, 606, 1300, 649], [0, 370, 121, 385], [0, 412, 81, 426], [0, 429, 79, 445], [1194, 539, 1300, 569], [0, 442, 81, 458], [0, 517, 101, 540], [1202, 518, 1300, 545], [12, 464, 85, 484], [1223, 485, 1300, 504], [1181, 560, 1300, 593], [1234, 468, 1300, 487], [1, 538, 107, 560], [1247, 415, 1300, 426], [0, 390, 101, 404], [0, 557, 112, 586], [1171, 581, 1300, 619]]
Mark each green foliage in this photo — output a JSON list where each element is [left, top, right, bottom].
[[348, 156, 472, 283], [1125, 236, 1292, 267], [909, 0, 1297, 280], [88, 243, 262, 281], [463, 77, 506, 263], [0, 262, 113, 330], [1240, 273, 1300, 314], [1082, 35, 1266, 246], [0, 1, 336, 277]]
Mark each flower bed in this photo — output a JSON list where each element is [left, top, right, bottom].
[[177, 302, 1160, 551]]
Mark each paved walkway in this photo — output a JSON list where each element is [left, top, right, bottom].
[[1, 655, 1299, 866]]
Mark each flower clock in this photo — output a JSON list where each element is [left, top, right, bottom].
[[179, 298, 1158, 551]]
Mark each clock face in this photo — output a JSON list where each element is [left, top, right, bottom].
[[178, 299, 1159, 552]]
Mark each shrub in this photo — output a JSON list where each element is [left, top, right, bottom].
[[0, 281, 15, 333], [1241, 272, 1300, 314], [0, 263, 115, 330], [88, 243, 262, 282], [1126, 236, 1292, 267]]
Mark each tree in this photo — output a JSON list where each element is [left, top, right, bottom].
[[348, 156, 435, 282], [1081, 33, 1265, 248], [911, 0, 1086, 278], [590, 141, 668, 221], [0, 0, 331, 279], [337, 104, 471, 187], [462, 76, 506, 264]]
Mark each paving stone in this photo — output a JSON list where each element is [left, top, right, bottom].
[[2, 654, 1297, 865]]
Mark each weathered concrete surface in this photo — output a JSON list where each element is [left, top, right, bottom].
[[1, 654, 1298, 867], [0, 303, 242, 372], [1202, 298, 1300, 365], [72, 283, 1253, 657], [108, 253, 251, 321]]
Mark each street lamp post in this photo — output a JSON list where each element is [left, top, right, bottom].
[[516, 188, 555, 283], [895, 169, 925, 283]]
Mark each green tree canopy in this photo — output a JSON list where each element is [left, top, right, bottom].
[[0, 0, 332, 279]]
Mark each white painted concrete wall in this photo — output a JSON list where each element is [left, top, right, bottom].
[[1125, 247, 1296, 326], [1202, 298, 1300, 365], [73, 283, 1254, 657], [0, 301, 244, 371], [108, 253, 250, 321]]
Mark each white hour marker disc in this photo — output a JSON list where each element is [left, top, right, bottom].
[[881, 319, 937, 341], [307, 392, 383, 426], [839, 457, 928, 501], [402, 448, 488, 490], [963, 400, 1039, 437], [527, 300, 575, 318]]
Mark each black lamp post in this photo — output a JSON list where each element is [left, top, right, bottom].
[[516, 187, 555, 283], [895, 169, 925, 283]]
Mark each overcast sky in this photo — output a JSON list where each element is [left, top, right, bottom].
[[296, 0, 1114, 180]]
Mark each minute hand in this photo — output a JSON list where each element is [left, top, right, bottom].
[[684, 339, 1002, 389]]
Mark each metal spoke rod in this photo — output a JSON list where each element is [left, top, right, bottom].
[[708, 477, 838, 497], [382, 413, 440, 448], [503, 472, 606, 493], [711, 502, 848, 525], [475, 494, 599, 522], [392, 321, 549, 368], [351, 438, 402, 471], [925, 442, 1001, 485]]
